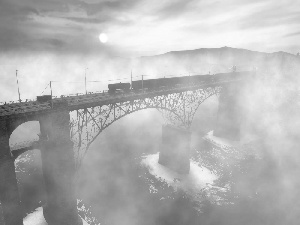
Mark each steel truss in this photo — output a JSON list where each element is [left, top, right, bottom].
[[70, 86, 221, 168]]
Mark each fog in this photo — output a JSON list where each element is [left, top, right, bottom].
[[1, 0, 300, 224], [72, 62, 300, 225], [1, 47, 300, 225]]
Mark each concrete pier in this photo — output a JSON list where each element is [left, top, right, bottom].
[[0, 155, 24, 225], [159, 125, 191, 174], [39, 101, 82, 225], [0, 119, 24, 225], [214, 83, 242, 141]]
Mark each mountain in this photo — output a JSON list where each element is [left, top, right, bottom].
[[132, 47, 300, 82]]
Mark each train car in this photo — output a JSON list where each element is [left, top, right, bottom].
[[108, 72, 253, 95], [131, 79, 153, 90], [131, 75, 214, 91], [108, 82, 130, 93], [131, 80, 142, 90], [130, 71, 253, 93], [132, 78, 167, 91]]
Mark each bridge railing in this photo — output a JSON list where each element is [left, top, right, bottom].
[[1, 74, 249, 106], [59, 78, 233, 100]]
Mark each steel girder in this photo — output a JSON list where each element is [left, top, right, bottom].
[[70, 86, 221, 168]]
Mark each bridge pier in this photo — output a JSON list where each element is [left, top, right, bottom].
[[39, 101, 82, 225], [158, 125, 191, 174], [0, 120, 24, 225], [214, 82, 242, 141]]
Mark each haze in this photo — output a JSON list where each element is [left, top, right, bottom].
[[1, 0, 300, 102], [1, 1, 300, 225]]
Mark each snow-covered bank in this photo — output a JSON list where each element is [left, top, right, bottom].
[[23, 207, 89, 225], [140, 153, 229, 212], [203, 130, 262, 160], [141, 153, 217, 191], [203, 131, 236, 150]]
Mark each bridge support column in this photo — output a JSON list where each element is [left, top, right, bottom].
[[39, 101, 82, 225], [159, 125, 191, 174], [214, 83, 242, 141], [0, 120, 23, 225]]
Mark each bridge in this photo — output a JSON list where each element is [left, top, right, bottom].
[[0, 71, 253, 225]]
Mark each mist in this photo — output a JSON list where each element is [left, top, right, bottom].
[[1, 47, 300, 225], [1, 0, 300, 224]]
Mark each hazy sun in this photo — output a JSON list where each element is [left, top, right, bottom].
[[99, 33, 108, 43]]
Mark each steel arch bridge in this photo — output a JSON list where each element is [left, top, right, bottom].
[[69, 86, 221, 168], [0, 71, 252, 225]]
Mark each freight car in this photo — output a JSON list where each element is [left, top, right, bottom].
[[131, 74, 214, 91], [131, 77, 170, 90], [107, 72, 252, 94], [108, 82, 130, 93]]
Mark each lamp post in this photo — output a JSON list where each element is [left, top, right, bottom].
[[50, 81, 52, 97], [16, 70, 21, 102], [131, 70, 132, 88], [85, 68, 88, 94]]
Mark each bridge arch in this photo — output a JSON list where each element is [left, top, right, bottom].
[[0, 117, 43, 225], [9, 121, 40, 156], [160, 88, 220, 128], [190, 91, 219, 126], [70, 86, 221, 168], [8, 121, 47, 217], [70, 104, 182, 168], [0, 115, 42, 159]]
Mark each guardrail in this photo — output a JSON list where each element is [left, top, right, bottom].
[[1, 77, 243, 108]]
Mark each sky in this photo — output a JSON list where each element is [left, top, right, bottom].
[[0, 0, 300, 102], [0, 0, 300, 57]]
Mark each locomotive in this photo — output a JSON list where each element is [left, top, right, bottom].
[[107, 72, 252, 93]]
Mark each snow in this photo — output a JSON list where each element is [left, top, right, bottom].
[[203, 131, 237, 148], [141, 153, 218, 194], [23, 207, 90, 225], [23, 207, 47, 225], [204, 130, 262, 160], [140, 153, 236, 212]]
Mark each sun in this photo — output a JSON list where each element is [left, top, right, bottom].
[[99, 33, 108, 43]]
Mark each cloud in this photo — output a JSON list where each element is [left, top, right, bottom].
[[0, 0, 39, 19], [285, 31, 300, 37], [154, 0, 197, 20], [0, 0, 299, 56], [0, 0, 139, 54], [237, 0, 300, 30], [77, 0, 140, 16], [61, 16, 107, 24]]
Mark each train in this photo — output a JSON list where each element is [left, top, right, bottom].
[[108, 82, 130, 93], [107, 72, 253, 94]]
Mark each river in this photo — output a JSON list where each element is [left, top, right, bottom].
[[7, 94, 300, 225]]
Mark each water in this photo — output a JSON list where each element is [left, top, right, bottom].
[[74, 96, 300, 225], [74, 98, 255, 225], [11, 96, 300, 225]]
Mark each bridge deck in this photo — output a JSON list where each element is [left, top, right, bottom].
[[0, 79, 237, 118]]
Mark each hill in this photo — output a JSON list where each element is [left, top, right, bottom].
[[132, 47, 300, 82]]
